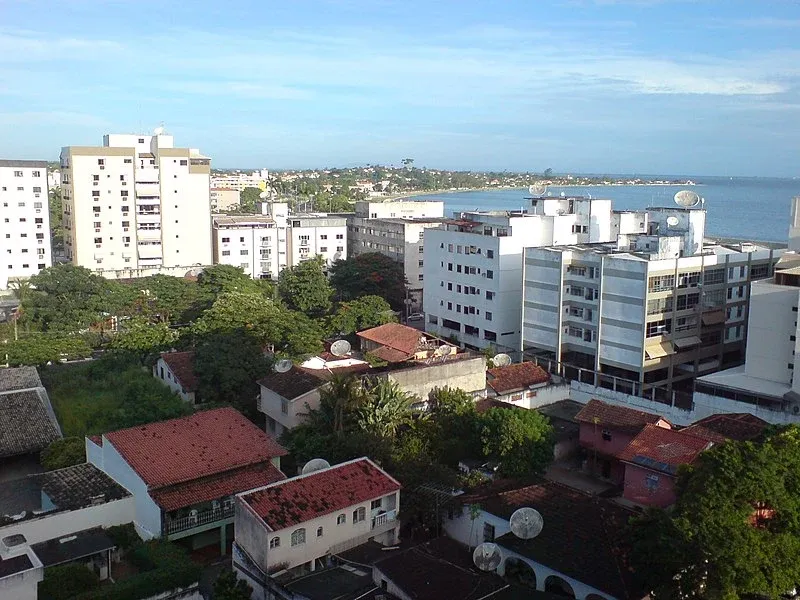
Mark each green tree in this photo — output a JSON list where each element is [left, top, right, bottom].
[[197, 264, 268, 298], [329, 253, 407, 309], [238, 186, 261, 212], [40, 437, 86, 471], [7, 333, 92, 366], [309, 373, 369, 436], [328, 295, 395, 335], [38, 563, 99, 600], [49, 186, 64, 252], [213, 569, 253, 600], [111, 317, 178, 365], [479, 408, 553, 477], [357, 379, 419, 438], [134, 274, 203, 323], [424, 387, 481, 467], [277, 256, 332, 317]]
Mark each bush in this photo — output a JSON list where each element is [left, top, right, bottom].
[[105, 524, 139, 552], [39, 563, 99, 600], [40, 437, 86, 471]]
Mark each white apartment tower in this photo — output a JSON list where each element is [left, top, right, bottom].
[[0, 160, 53, 289], [60, 133, 212, 279]]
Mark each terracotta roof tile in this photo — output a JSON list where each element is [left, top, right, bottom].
[[0, 389, 62, 458], [160, 351, 198, 392], [104, 407, 286, 488], [682, 413, 768, 443], [257, 366, 326, 400], [151, 462, 286, 511], [575, 399, 668, 433], [487, 362, 550, 394], [475, 398, 523, 413], [241, 457, 401, 531], [357, 323, 425, 356], [367, 346, 411, 363], [617, 424, 711, 474]]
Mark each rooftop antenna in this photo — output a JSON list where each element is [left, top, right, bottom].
[[434, 344, 453, 357], [301, 458, 331, 475], [509, 507, 544, 539], [666, 216, 680, 228], [674, 190, 701, 208], [472, 542, 502, 572], [492, 353, 512, 367], [153, 123, 165, 136], [529, 183, 547, 196], [330, 339, 352, 357], [273, 358, 293, 373]]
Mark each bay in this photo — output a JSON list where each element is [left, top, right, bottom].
[[414, 176, 800, 243]]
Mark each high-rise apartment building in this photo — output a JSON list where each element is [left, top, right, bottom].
[[210, 169, 269, 192], [60, 133, 212, 279], [0, 160, 53, 289], [212, 203, 347, 279], [348, 201, 445, 311]]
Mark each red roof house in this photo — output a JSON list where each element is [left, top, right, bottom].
[[486, 362, 550, 403], [87, 407, 287, 550], [153, 351, 199, 403], [681, 413, 768, 444], [357, 323, 451, 363]]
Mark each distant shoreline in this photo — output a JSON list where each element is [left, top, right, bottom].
[[389, 182, 697, 201]]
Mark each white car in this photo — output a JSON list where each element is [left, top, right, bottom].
[[407, 312, 424, 321]]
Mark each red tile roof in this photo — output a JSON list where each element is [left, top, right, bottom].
[[160, 351, 198, 393], [486, 362, 550, 394], [104, 407, 287, 489], [682, 413, 768, 443], [617, 424, 712, 474], [258, 366, 326, 400], [575, 399, 669, 433], [151, 462, 286, 511], [357, 323, 425, 357], [367, 345, 411, 363], [88, 435, 102, 446], [474, 398, 523, 413], [241, 457, 401, 531]]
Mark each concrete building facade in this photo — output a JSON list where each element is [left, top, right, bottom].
[[60, 133, 212, 279], [210, 188, 241, 212], [210, 169, 269, 192], [0, 160, 53, 289]]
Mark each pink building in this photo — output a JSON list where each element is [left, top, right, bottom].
[[617, 424, 711, 508], [575, 399, 671, 483]]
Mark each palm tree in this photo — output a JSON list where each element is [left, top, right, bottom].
[[309, 373, 368, 436], [357, 379, 420, 438]]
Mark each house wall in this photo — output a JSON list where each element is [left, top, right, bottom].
[[0, 496, 136, 545], [494, 382, 571, 409], [570, 381, 695, 425], [153, 358, 195, 403], [381, 356, 486, 400], [89, 439, 162, 538], [85, 438, 103, 468], [443, 506, 510, 549], [622, 464, 677, 508], [578, 423, 639, 459], [0, 552, 42, 600], [259, 386, 321, 434]]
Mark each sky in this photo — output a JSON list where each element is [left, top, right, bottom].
[[1, 0, 799, 176]]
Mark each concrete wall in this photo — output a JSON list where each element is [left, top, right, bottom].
[[744, 281, 797, 386], [443, 506, 510, 549], [494, 382, 571, 410], [570, 380, 695, 425], [578, 423, 638, 461], [622, 464, 677, 508], [259, 386, 321, 434], [381, 356, 486, 400], [0, 550, 42, 600]]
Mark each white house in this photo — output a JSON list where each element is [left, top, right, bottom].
[[0, 534, 42, 600], [153, 351, 198, 404], [233, 457, 401, 597]]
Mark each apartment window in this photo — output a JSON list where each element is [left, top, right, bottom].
[[704, 269, 725, 285], [647, 297, 673, 315], [457, 285, 462, 293], [483, 523, 495, 542], [34, 202, 42, 209], [316, 526, 324, 537], [13, 171, 22, 177], [418, 260, 424, 267], [738, 285, 744, 298], [646, 319, 672, 337], [124, 158, 132, 164], [485, 291, 494, 301], [32, 186, 41, 194], [485, 312, 493, 321], [602, 429, 612, 441], [93, 206, 101, 213], [675, 316, 698, 332], [94, 222, 101, 229], [20, 233, 27, 238], [457, 245, 463, 254], [221, 250, 231, 256], [457, 265, 462, 273], [320, 246, 328, 252], [676, 293, 700, 311], [94, 237, 102, 244], [120, 190, 128, 197], [336, 234, 344, 239], [32, 170, 41, 177], [240, 250, 249, 256], [290, 528, 306, 546], [648, 274, 675, 292], [22, 263, 29, 268], [484, 330, 497, 341], [121, 205, 129, 212], [678, 271, 701, 288], [281, 398, 288, 414], [371, 499, 382, 510], [269, 537, 280, 549], [751, 264, 769, 280], [222, 237, 230, 243], [97, 159, 104, 166], [486, 270, 494, 279], [418, 274, 423, 281], [447, 283, 453, 291], [447, 263, 453, 272], [38, 263, 45, 269], [353, 507, 366, 523], [337, 514, 346, 525], [336, 246, 343, 251], [138, 138, 144, 143]]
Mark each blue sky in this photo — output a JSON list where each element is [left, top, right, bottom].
[[1, 0, 799, 176]]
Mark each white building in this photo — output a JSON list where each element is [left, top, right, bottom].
[[210, 188, 241, 212], [60, 133, 213, 279], [348, 200, 446, 310], [234, 457, 401, 595], [210, 169, 269, 192], [0, 160, 53, 289], [424, 196, 642, 352], [153, 351, 198, 404], [521, 213, 782, 391], [212, 203, 347, 279]]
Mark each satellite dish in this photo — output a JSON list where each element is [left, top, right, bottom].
[[492, 353, 512, 367], [330, 339, 352, 357], [154, 126, 164, 135], [259, 191, 269, 199], [528, 183, 547, 196], [301, 458, 331, 475], [509, 507, 544, 540], [674, 190, 701, 208], [473, 543, 502, 571], [435, 345, 453, 357], [274, 359, 293, 373], [666, 216, 680, 227]]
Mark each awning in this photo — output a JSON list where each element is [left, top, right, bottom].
[[673, 336, 702, 349], [645, 342, 674, 359], [137, 244, 162, 259], [702, 311, 726, 326]]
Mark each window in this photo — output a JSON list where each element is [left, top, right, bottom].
[[645, 473, 660, 490], [94, 237, 102, 244], [317, 526, 324, 537], [32, 186, 41, 193], [371, 499, 382, 510], [602, 429, 612, 441], [676, 293, 700, 311], [320, 246, 328, 252], [121, 205, 129, 212], [447, 283, 453, 291], [486, 270, 494, 279], [138, 138, 145, 143], [222, 237, 230, 243], [222, 250, 231, 256], [740, 265, 746, 277], [240, 250, 249, 256], [337, 514, 346, 525], [32, 170, 41, 177], [353, 507, 366, 523], [269, 537, 280, 549], [485, 291, 494, 301], [336, 234, 344, 239], [751, 263, 769, 280], [485, 312, 493, 321], [13, 170, 22, 177], [97, 159, 104, 166], [337, 246, 343, 252], [418, 260, 423, 267], [121, 190, 128, 197], [647, 297, 673, 315], [124, 158, 132, 164], [646, 319, 672, 337], [281, 398, 288, 414], [677, 271, 701, 288], [483, 523, 495, 542], [290, 528, 306, 546], [704, 268, 724, 285], [648, 274, 675, 292], [93, 206, 101, 213]]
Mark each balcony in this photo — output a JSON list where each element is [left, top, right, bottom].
[[372, 509, 397, 530], [164, 504, 234, 536]]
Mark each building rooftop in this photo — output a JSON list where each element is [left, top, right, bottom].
[[240, 457, 401, 531], [159, 351, 198, 393], [460, 479, 645, 600], [0, 389, 62, 459], [696, 364, 790, 401], [487, 362, 550, 395], [102, 407, 286, 489], [213, 215, 276, 227], [536, 400, 583, 442], [0, 366, 43, 392], [681, 413, 768, 444], [617, 424, 712, 475], [0, 552, 34, 579], [284, 563, 397, 600], [31, 527, 115, 568], [257, 366, 326, 401], [575, 399, 668, 433], [357, 323, 448, 363]]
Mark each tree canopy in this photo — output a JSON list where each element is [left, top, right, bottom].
[[278, 256, 332, 317], [327, 295, 395, 335], [329, 253, 407, 309], [479, 407, 553, 477], [40, 437, 86, 471]]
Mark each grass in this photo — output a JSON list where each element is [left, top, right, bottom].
[[41, 355, 192, 437]]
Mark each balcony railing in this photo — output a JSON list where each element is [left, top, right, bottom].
[[164, 504, 234, 535], [372, 509, 397, 530]]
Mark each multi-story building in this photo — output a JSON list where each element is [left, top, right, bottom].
[[210, 188, 241, 212], [521, 215, 783, 391], [210, 169, 269, 192], [212, 203, 346, 279], [424, 196, 645, 352], [348, 200, 446, 310], [0, 160, 53, 289], [60, 133, 213, 279]]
